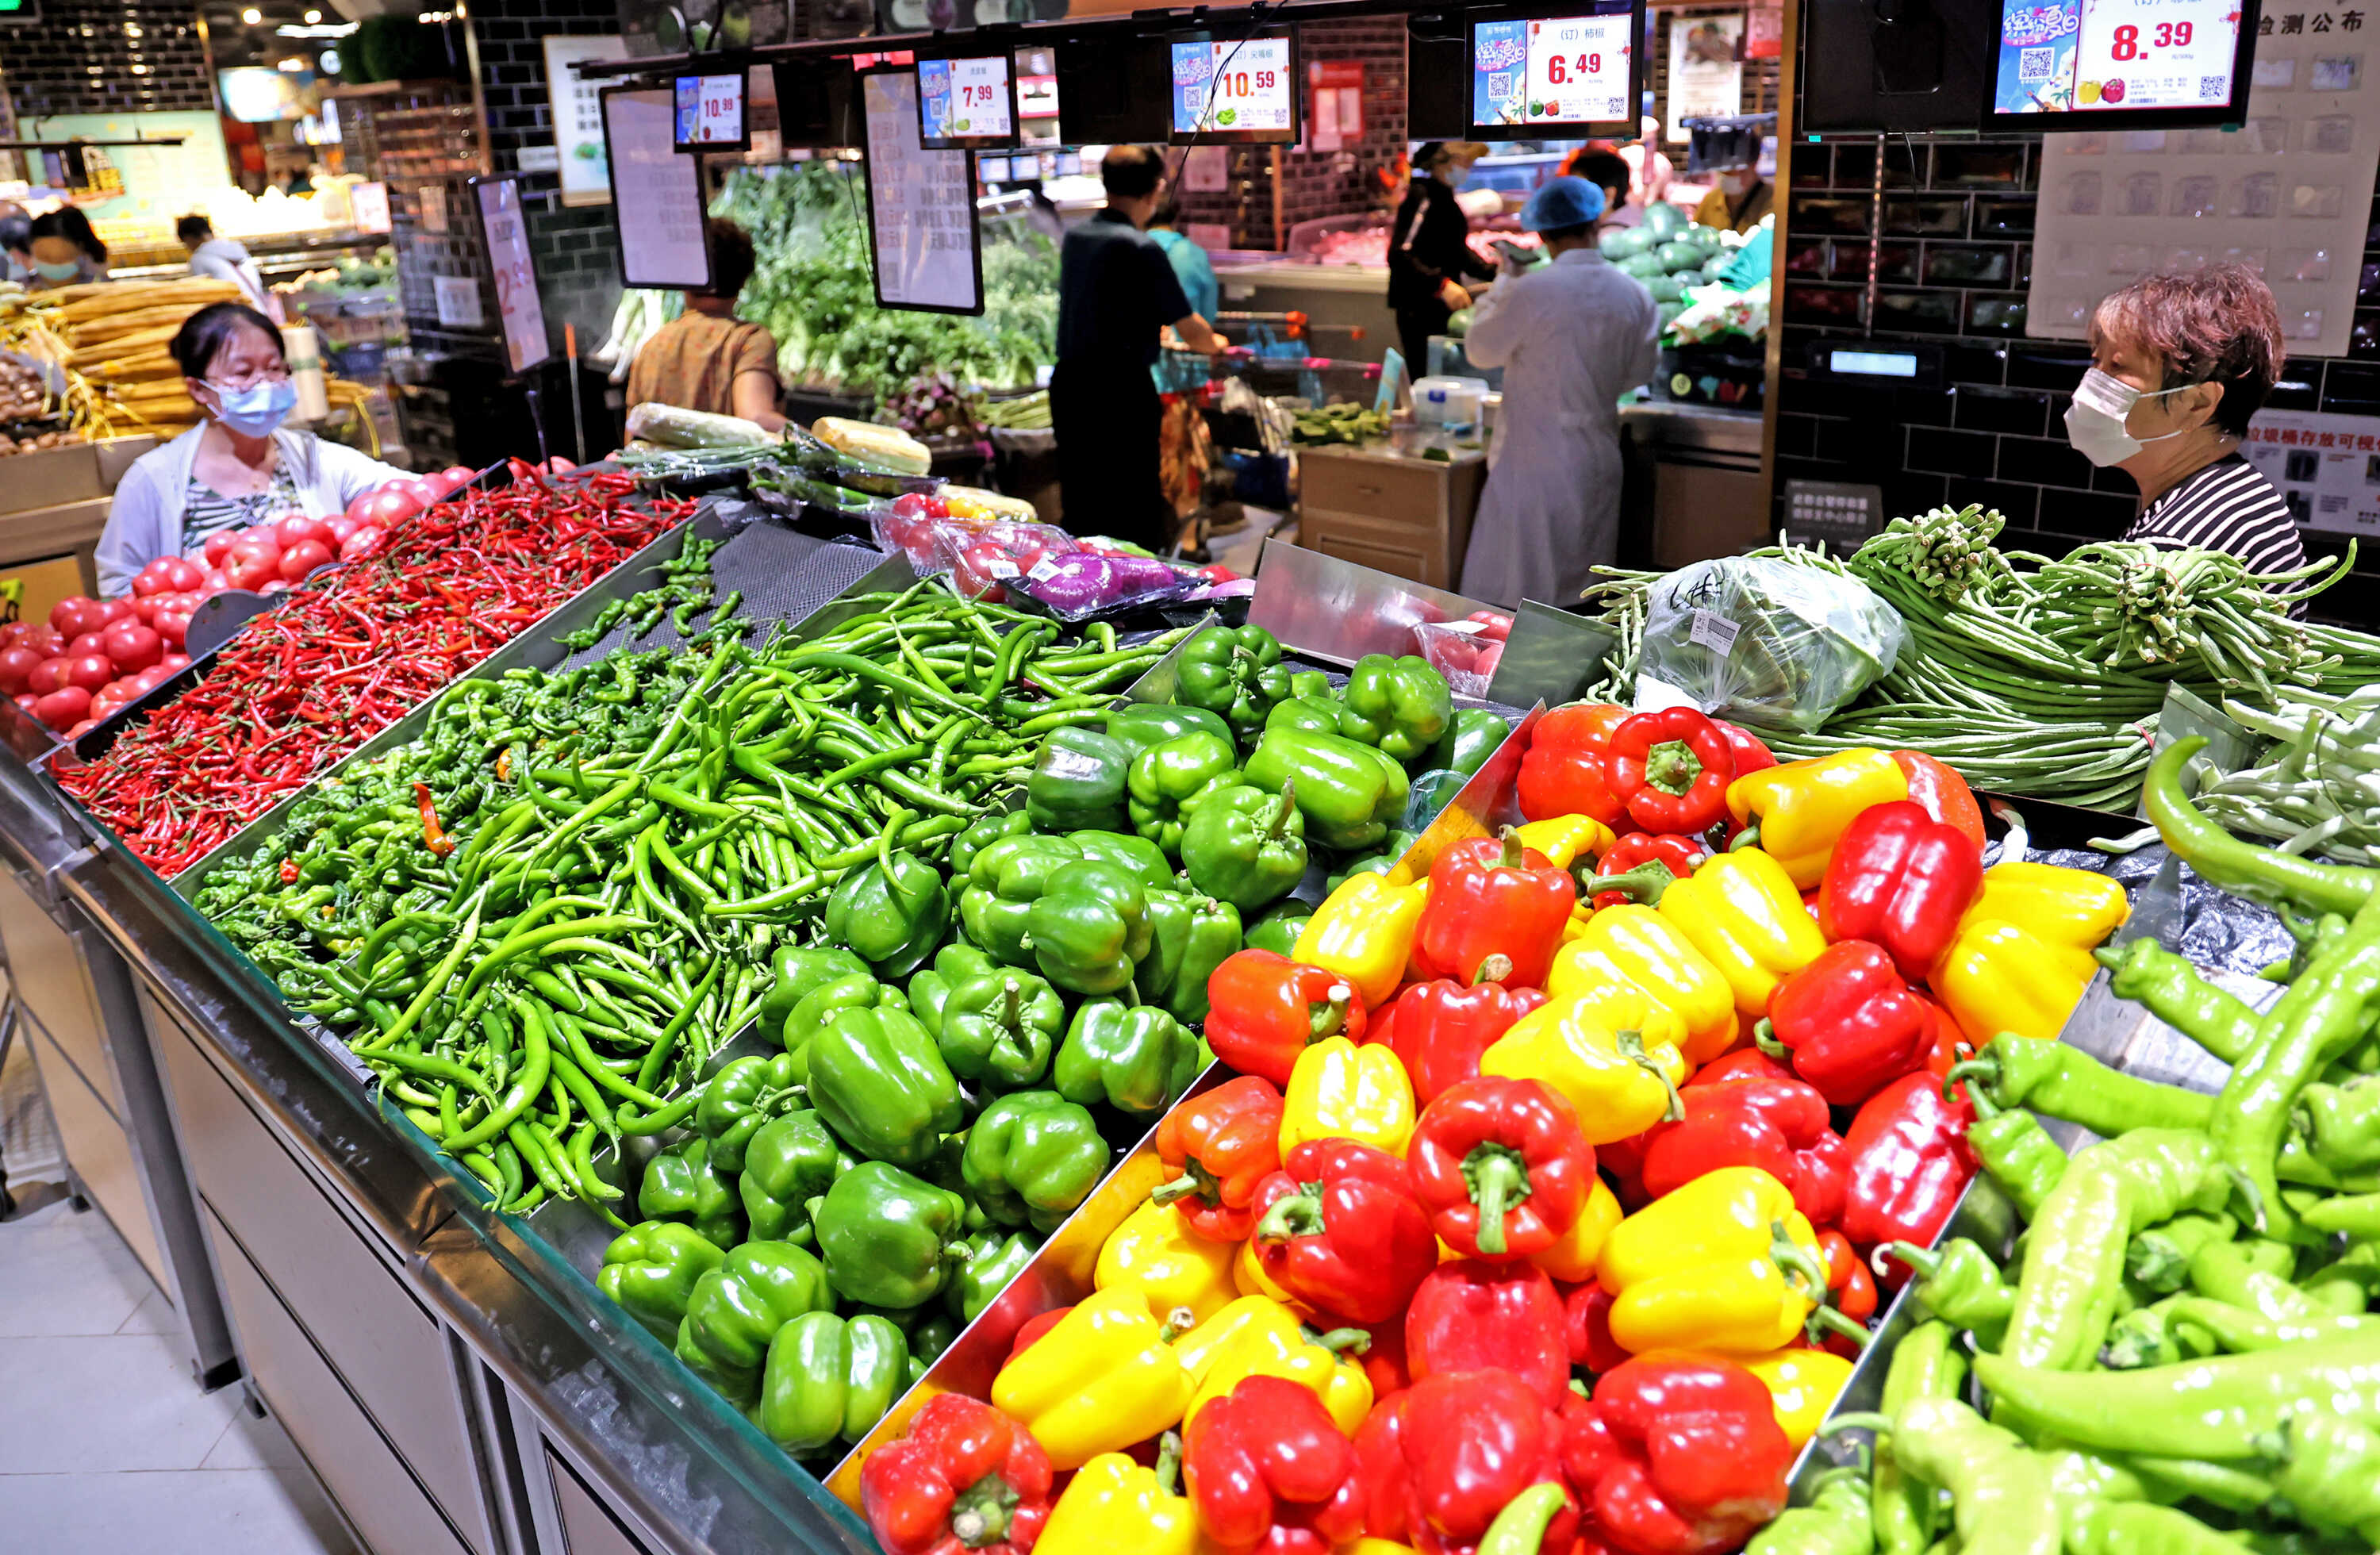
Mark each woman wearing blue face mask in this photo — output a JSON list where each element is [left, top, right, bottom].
[[2072, 264, 2306, 589], [27, 208, 109, 288], [95, 302, 405, 598]]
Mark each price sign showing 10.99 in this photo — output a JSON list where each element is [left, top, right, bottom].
[[1524, 15, 1630, 125]]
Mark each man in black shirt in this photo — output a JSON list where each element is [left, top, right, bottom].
[[1054, 144, 1225, 551]]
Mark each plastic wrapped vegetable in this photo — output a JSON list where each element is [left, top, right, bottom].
[[1636, 557, 1907, 733], [1015, 552, 1197, 620]]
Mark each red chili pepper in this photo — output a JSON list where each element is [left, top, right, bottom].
[[1606, 708, 1737, 835], [278, 858, 300, 884], [414, 781, 457, 857]]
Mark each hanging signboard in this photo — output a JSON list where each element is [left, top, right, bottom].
[[2242, 406, 2380, 536], [543, 34, 630, 207], [601, 86, 712, 292], [473, 175, 553, 377], [1667, 12, 1745, 139], [862, 70, 985, 316]]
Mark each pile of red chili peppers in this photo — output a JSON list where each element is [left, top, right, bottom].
[[56, 467, 691, 877]]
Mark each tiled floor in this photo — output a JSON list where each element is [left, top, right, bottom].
[[0, 1193, 359, 1554]]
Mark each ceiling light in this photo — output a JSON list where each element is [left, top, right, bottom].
[[305, 7, 321, 17], [241, 7, 260, 22]]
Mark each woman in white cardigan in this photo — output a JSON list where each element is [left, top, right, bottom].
[[96, 302, 403, 597]]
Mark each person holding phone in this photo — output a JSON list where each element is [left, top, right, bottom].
[[1388, 140, 1495, 371]]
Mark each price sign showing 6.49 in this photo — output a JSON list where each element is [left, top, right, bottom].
[[2071, 0, 2239, 109], [1203, 36, 1294, 132], [1524, 16, 1630, 124]]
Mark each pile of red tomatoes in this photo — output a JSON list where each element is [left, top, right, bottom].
[[1, 596, 194, 734]]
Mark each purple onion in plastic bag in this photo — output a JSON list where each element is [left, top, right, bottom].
[[1015, 551, 1198, 620]]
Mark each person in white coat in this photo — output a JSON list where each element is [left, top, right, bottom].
[[1457, 177, 1659, 609]]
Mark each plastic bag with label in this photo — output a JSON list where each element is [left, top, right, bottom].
[[1635, 557, 1907, 732]]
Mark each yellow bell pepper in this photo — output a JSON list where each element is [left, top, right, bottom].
[[1171, 1294, 1375, 1435], [1933, 918, 2101, 1045], [1543, 904, 1735, 1064], [1345, 1543, 1418, 1555], [1281, 1035, 1415, 1157], [1595, 1165, 1827, 1356], [1961, 861, 2130, 949], [991, 1284, 1194, 1469], [1294, 873, 1426, 1010], [1480, 996, 1688, 1144], [1513, 813, 1616, 871], [1652, 850, 1829, 1019], [1233, 1237, 1303, 1307], [1097, 1196, 1240, 1327], [1741, 1346, 1856, 1449], [1529, 1175, 1623, 1283], [1036, 1439, 1206, 1555], [1726, 750, 1909, 889]]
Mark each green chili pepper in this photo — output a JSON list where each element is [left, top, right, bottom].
[[2098, 939, 2262, 1065], [1891, 1239, 2012, 1350], [1748, 1469, 1872, 1555], [2146, 739, 2380, 917], [2125, 1211, 2237, 1294], [1963, 1088, 2068, 1224], [1871, 1319, 1967, 1555], [1834, 1399, 2058, 1555], [2063, 1499, 2258, 1555], [1950, 1036, 2213, 1138]]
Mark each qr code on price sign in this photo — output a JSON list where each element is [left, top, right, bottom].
[[2200, 75, 2225, 98], [2020, 47, 2053, 81], [1488, 71, 1513, 95]]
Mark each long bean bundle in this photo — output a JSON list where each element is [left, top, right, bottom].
[[197, 580, 1188, 1214]]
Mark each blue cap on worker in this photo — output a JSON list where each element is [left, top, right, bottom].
[[1518, 175, 1606, 232]]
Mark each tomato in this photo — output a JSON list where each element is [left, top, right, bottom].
[[98, 598, 136, 627], [67, 631, 109, 659], [325, 514, 360, 544], [162, 555, 206, 592], [0, 624, 22, 651], [66, 719, 97, 741], [25, 658, 64, 696], [924, 497, 950, 520], [542, 456, 576, 474], [199, 570, 230, 597], [278, 540, 333, 582], [274, 516, 330, 550], [102, 624, 163, 674], [225, 539, 282, 593], [394, 478, 441, 509], [891, 493, 931, 519], [351, 486, 423, 528], [152, 610, 190, 650], [339, 525, 385, 562], [132, 564, 171, 597], [440, 464, 475, 489], [202, 531, 238, 566], [88, 696, 123, 724], [950, 541, 1018, 603], [63, 655, 114, 693], [14, 626, 59, 659], [0, 646, 43, 696], [35, 685, 91, 730], [159, 652, 191, 674], [48, 597, 104, 640]]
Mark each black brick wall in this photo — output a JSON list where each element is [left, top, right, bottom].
[[0, 0, 214, 120]]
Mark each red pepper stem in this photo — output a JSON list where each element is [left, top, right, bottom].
[[1752, 1017, 1788, 1060], [1642, 739, 1704, 797], [1154, 1432, 1184, 1496], [1499, 829, 1526, 870], [1885, 1241, 1944, 1280], [1311, 986, 1353, 1042], [1806, 1304, 1871, 1349], [1254, 1182, 1327, 1244], [1771, 1221, 1831, 1299], [946, 1470, 1021, 1549], [1617, 1030, 1684, 1121], [1305, 1326, 1372, 1354], [1472, 953, 1515, 987], [1583, 861, 1676, 905], [1463, 1141, 1534, 1257], [1270, 781, 1298, 842], [1150, 1159, 1219, 1208]]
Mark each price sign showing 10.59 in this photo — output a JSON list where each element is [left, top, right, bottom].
[[2068, 0, 2240, 109], [1525, 15, 1630, 125], [1174, 34, 1296, 136]]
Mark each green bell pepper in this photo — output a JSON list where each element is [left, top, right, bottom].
[[948, 1229, 1042, 1323], [1026, 725, 1134, 833], [948, 809, 1031, 878], [639, 1136, 745, 1250], [961, 1090, 1111, 1232], [1054, 999, 1204, 1115], [754, 1311, 908, 1454], [678, 1239, 837, 1403], [1177, 625, 1292, 740], [814, 1161, 968, 1310], [1180, 783, 1308, 911], [1430, 707, 1509, 778], [938, 965, 1065, 1090], [1288, 670, 1333, 701], [823, 848, 950, 977], [1070, 829, 1177, 892], [1325, 829, 1423, 893], [1265, 694, 1347, 741], [598, 1222, 726, 1342], [1243, 897, 1315, 958], [1026, 858, 1154, 996], [740, 1110, 854, 1245], [1107, 701, 1233, 755], [1339, 653, 1454, 762], [1139, 889, 1243, 1025], [1243, 728, 1411, 852], [755, 946, 873, 1038], [960, 835, 1084, 966], [695, 1053, 803, 1175], [908, 1310, 961, 1373], [907, 943, 1000, 1041], [1127, 731, 1242, 857], [806, 1007, 967, 1167], [783, 972, 905, 1060]]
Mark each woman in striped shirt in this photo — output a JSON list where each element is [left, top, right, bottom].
[[2069, 264, 2307, 584]]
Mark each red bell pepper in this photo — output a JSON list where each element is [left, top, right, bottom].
[[1353, 1315, 1411, 1399], [1151, 1075, 1286, 1241], [1560, 1354, 1793, 1555], [1587, 831, 1709, 909], [859, 1394, 1054, 1555], [1404, 1257, 1570, 1407], [1411, 831, 1576, 989], [1181, 1373, 1365, 1554], [1634, 1077, 1849, 1229], [1892, 749, 1987, 854], [1205, 950, 1366, 1088], [1353, 1392, 1413, 1542], [1718, 721, 1777, 780], [1691, 1046, 1796, 1087], [1840, 1069, 1977, 1266], [1377, 977, 1547, 1106], [1760, 940, 1949, 1108], [1397, 1369, 1581, 1555], [1407, 1076, 1595, 1259], [1814, 1228, 1879, 1358], [1006, 1306, 1069, 1366], [1559, 1280, 1631, 1374], [1606, 708, 1737, 835], [1818, 800, 1985, 981], [1516, 703, 1630, 826], [1250, 1138, 1438, 1324]]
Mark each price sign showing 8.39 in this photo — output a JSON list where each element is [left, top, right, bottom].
[[1524, 16, 1630, 125], [2070, 0, 2240, 108]]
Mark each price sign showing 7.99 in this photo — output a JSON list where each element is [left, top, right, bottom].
[[1524, 16, 1630, 125]]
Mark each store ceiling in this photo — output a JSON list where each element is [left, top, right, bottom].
[[201, 0, 353, 69]]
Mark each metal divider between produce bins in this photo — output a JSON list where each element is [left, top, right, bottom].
[[1246, 539, 1493, 668]]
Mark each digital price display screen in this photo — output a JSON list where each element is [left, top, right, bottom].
[[919, 55, 1020, 149], [1987, 0, 2256, 126], [1169, 29, 1300, 144], [673, 72, 749, 152], [1469, 2, 1637, 137]]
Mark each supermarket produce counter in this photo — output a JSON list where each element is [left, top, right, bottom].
[[1213, 260, 1398, 364], [1617, 398, 1765, 570]]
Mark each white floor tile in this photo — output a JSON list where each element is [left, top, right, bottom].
[[0, 1199, 154, 1338], [202, 1406, 309, 1472], [0, 1330, 241, 1472], [0, 1467, 358, 1554], [117, 1288, 179, 1336]]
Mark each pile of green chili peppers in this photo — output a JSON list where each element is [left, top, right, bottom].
[[195, 578, 1189, 1219], [1793, 737, 2380, 1555]]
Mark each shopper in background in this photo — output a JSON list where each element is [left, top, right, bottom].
[[1562, 145, 1636, 234], [1457, 177, 1660, 610], [1146, 196, 1222, 520], [1694, 151, 1773, 234], [175, 215, 280, 318], [98, 301, 404, 597], [1618, 118, 1674, 216], [27, 208, 109, 287], [1052, 144, 1225, 551], [626, 217, 787, 432], [1387, 140, 1495, 372], [0, 205, 31, 286], [2078, 263, 2307, 592], [1146, 196, 1219, 345]]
